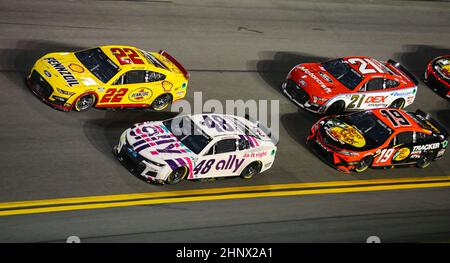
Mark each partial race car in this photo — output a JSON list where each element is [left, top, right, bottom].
[[306, 108, 448, 173], [27, 45, 189, 111], [424, 55, 450, 100], [114, 114, 277, 184], [282, 56, 419, 114]]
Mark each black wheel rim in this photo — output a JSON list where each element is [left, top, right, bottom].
[[245, 163, 260, 178], [153, 95, 170, 111], [170, 167, 186, 183], [392, 100, 404, 109], [77, 95, 94, 111]]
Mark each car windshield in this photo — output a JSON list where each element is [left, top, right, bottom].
[[321, 59, 364, 90], [337, 111, 393, 149], [163, 116, 211, 154], [75, 48, 119, 83]]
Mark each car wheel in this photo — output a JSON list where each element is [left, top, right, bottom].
[[240, 162, 262, 180], [416, 152, 434, 169], [166, 166, 188, 185], [74, 94, 95, 112], [389, 99, 405, 109], [151, 94, 172, 111], [325, 101, 345, 115], [354, 156, 373, 173]]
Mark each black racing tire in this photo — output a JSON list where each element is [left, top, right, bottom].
[[151, 93, 172, 111], [416, 152, 435, 169], [166, 166, 188, 185], [389, 99, 405, 109], [240, 162, 262, 180], [325, 101, 345, 115], [354, 156, 374, 173], [74, 94, 95, 112]]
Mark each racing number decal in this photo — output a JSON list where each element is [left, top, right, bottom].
[[380, 109, 411, 127], [110, 48, 144, 65], [100, 88, 129, 103], [202, 115, 234, 133], [348, 58, 383, 74], [376, 149, 395, 164], [348, 94, 389, 109], [348, 94, 366, 109]]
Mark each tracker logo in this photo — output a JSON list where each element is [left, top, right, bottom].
[[413, 143, 440, 152], [44, 57, 80, 87]]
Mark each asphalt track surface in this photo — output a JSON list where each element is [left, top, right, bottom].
[[0, 0, 449, 242]]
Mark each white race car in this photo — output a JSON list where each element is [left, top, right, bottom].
[[114, 114, 277, 184]]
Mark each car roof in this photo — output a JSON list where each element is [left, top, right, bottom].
[[98, 45, 166, 72], [190, 113, 255, 139], [371, 108, 430, 134], [341, 56, 392, 77]]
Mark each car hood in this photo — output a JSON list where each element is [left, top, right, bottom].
[[321, 118, 367, 150], [38, 52, 104, 89], [290, 63, 351, 98], [125, 121, 196, 165]]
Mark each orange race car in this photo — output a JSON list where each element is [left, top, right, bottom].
[[306, 108, 449, 173]]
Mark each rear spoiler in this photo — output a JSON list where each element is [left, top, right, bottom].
[[244, 114, 279, 145], [415, 109, 449, 138], [159, 50, 190, 80], [387, 59, 418, 85]]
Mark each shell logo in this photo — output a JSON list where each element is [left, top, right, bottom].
[[129, 88, 153, 102], [330, 124, 366, 148], [162, 81, 173, 91], [393, 147, 411, 161], [68, 63, 85, 73]]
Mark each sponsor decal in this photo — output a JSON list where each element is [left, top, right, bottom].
[[436, 58, 450, 78], [393, 147, 410, 161], [299, 66, 331, 93], [193, 155, 245, 175], [162, 80, 173, 91], [327, 123, 366, 148], [318, 71, 333, 83], [390, 90, 414, 97], [129, 88, 153, 102], [443, 140, 448, 148], [44, 57, 80, 87], [44, 70, 51, 77], [68, 63, 85, 73], [243, 151, 267, 158], [412, 143, 440, 152]]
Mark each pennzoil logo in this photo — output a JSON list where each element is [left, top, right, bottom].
[[44, 57, 80, 87], [129, 88, 152, 102]]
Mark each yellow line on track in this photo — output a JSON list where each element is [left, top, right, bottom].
[[0, 176, 449, 210], [0, 177, 449, 217]]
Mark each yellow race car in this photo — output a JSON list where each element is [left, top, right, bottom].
[[27, 45, 189, 111]]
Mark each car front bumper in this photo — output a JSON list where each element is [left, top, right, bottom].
[[281, 79, 325, 114]]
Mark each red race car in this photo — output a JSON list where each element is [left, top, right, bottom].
[[306, 108, 448, 173], [424, 55, 450, 100], [282, 56, 418, 114]]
